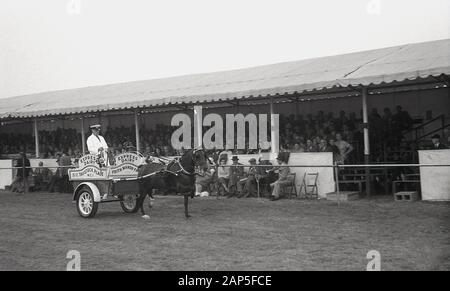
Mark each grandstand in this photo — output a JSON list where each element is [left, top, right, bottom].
[[1, 39, 449, 170]]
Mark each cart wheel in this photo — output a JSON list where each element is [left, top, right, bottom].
[[76, 187, 98, 218], [120, 194, 138, 213]]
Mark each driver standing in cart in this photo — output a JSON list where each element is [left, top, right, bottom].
[[86, 124, 109, 167]]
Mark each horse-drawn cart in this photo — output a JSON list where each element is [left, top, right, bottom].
[[69, 152, 145, 218]]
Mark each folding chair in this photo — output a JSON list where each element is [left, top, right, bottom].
[[282, 172, 298, 199], [299, 172, 319, 198]]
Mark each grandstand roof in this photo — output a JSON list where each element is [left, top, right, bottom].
[[1, 38, 449, 119]]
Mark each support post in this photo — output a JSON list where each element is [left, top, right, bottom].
[[135, 110, 141, 153], [22, 154, 27, 194], [34, 118, 39, 158], [362, 87, 371, 196], [81, 117, 86, 154], [269, 96, 279, 155], [193, 105, 203, 149], [334, 162, 340, 206]]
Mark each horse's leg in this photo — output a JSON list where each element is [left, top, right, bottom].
[[141, 192, 151, 219], [137, 187, 151, 219], [148, 189, 154, 209], [137, 191, 146, 216], [184, 194, 191, 218]]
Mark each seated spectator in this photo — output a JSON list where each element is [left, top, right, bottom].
[[195, 163, 215, 197], [291, 143, 304, 153], [305, 139, 318, 152], [237, 158, 258, 198], [255, 154, 277, 197], [218, 150, 233, 164], [430, 134, 448, 150], [34, 161, 52, 191], [227, 156, 244, 197], [318, 139, 332, 152], [216, 158, 230, 195], [269, 154, 292, 201]]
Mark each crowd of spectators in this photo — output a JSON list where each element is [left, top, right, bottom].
[[4, 106, 449, 197], [0, 128, 83, 159], [0, 106, 435, 165]]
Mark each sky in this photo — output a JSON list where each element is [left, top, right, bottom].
[[0, 0, 449, 99]]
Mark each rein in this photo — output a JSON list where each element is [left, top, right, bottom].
[[173, 159, 197, 176], [137, 150, 205, 180]]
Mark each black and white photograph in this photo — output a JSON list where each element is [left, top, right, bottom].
[[0, 0, 449, 275]]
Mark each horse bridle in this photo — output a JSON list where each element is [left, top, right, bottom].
[[169, 149, 206, 176]]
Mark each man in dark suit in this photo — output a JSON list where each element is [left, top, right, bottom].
[[227, 156, 244, 197], [270, 154, 293, 201], [59, 151, 73, 193], [256, 155, 277, 197], [237, 158, 258, 198], [318, 139, 332, 152], [34, 161, 52, 191], [12, 152, 31, 193], [431, 134, 448, 150]]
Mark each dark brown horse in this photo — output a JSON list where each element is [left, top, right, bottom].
[[136, 149, 209, 219]]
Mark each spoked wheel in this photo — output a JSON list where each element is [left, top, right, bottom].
[[120, 194, 139, 213], [77, 187, 98, 218]]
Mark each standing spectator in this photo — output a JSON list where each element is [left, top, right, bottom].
[[347, 112, 358, 131], [370, 108, 384, 144], [227, 156, 244, 197], [48, 153, 62, 193], [334, 133, 354, 164], [328, 138, 341, 162], [11, 152, 31, 193], [393, 105, 413, 131], [382, 107, 394, 135], [59, 152, 73, 193], [336, 110, 348, 131]]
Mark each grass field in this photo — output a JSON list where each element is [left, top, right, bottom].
[[0, 191, 449, 271]]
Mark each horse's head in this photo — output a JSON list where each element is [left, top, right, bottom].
[[173, 148, 209, 175], [191, 149, 209, 174]]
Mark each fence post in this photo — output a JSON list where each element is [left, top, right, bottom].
[[334, 162, 340, 205], [22, 155, 27, 194]]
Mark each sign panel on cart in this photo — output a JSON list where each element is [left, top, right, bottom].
[[69, 154, 108, 181], [109, 153, 143, 179]]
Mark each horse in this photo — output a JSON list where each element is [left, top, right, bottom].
[[136, 149, 209, 219]]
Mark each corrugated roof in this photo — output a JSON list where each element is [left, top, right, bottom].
[[1, 38, 449, 119]]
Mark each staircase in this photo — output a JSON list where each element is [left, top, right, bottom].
[[411, 114, 450, 150], [372, 114, 449, 164]]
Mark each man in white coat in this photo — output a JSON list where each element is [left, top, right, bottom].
[[86, 124, 109, 199], [86, 124, 109, 166]]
